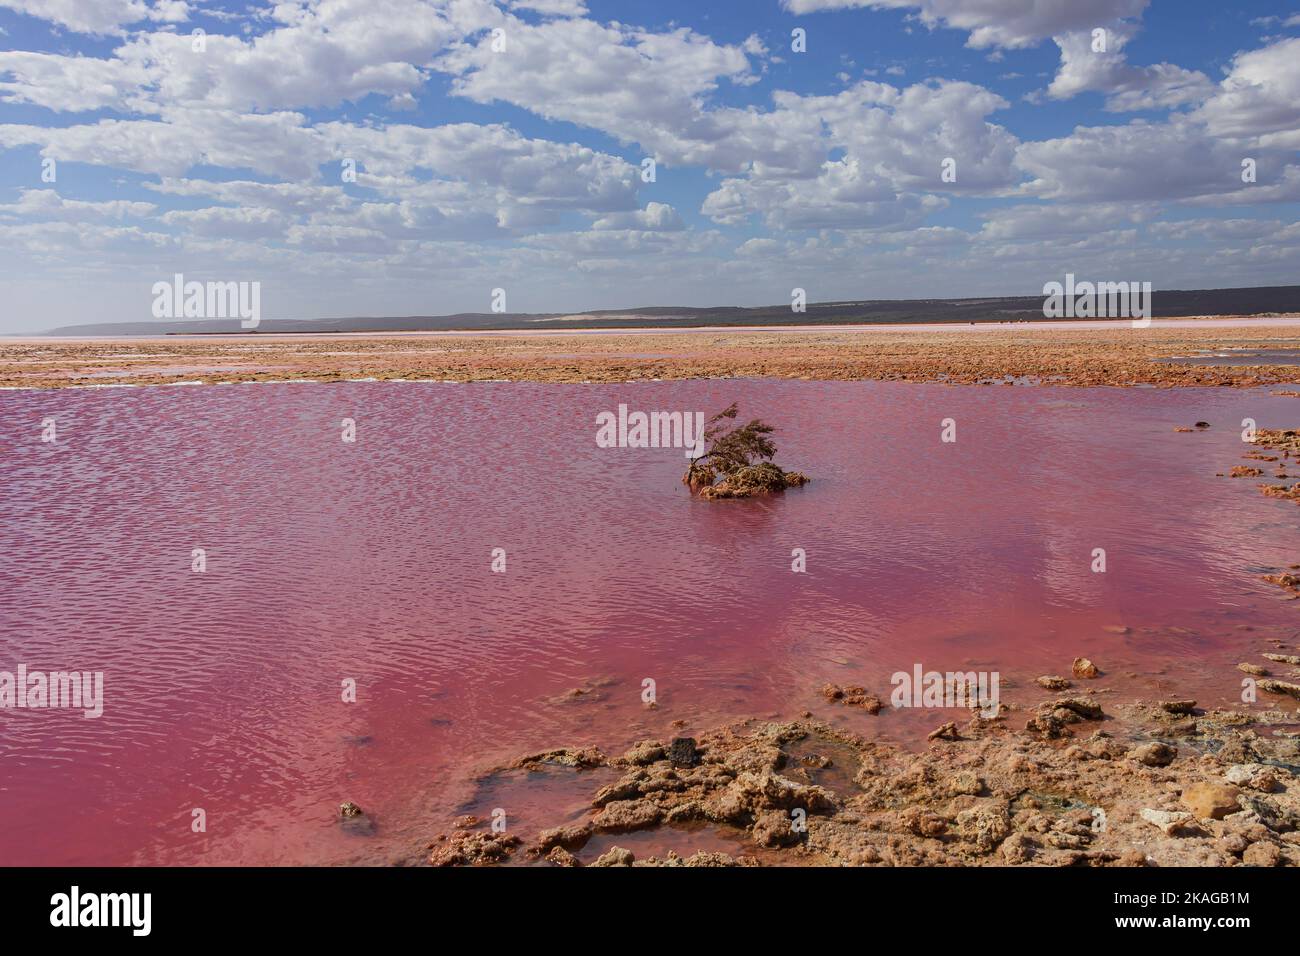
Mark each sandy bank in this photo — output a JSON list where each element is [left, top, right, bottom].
[[6, 319, 1300, 390]]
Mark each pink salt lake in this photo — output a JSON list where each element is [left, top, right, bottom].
[[1, 379, 1297, 865]]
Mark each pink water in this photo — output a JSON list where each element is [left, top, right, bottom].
[[1, 380, 1298, 866]]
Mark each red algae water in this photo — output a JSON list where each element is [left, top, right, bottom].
[[1, 380, 1298, 865]]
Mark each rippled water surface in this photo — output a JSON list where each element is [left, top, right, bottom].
[[1, 380, 1298, 865]]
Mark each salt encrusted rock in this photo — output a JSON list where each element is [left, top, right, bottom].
[[1072, 657, 1099, 679], [1051, 697, 1104, 720], [928, 721, 960, 741], [726, 770, 835, 815], [954, 801, 1010, 852], [1140, 808, 1194, 836], [1159, 700, 1197, 715], [1238, 793, 1300, 832], [949, 771, 984, 796], [1262, 572, 1300, 590], [1000, 833, 1037, 863], [752, 809, 799, 847], [545, 847, 580, 867], [1131, 742, 1177, 767], [338, 801, 375, 835], [592, 798, 663, 833], [1242, 842, 1282, 867], [1218, 833, 1249, 856], [1258, 679, 1300, 700], [619, 740, 666, 766], [428, 831, 521, 866], [1223, 764, 1284, 792], [1181, 783, 1241, 820], [898, 805, 948, 837], [1036, 675, 1071, 690], [532, 822, 593, 852], [1025, 713, 1066, 738], [668, 851, 757, 867], [510, 747, 606, 770], [590, 846, 635, 867], [820, 683, 883, 713]]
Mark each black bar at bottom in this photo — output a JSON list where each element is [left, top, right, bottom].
[[0, 864, 1275, 941]]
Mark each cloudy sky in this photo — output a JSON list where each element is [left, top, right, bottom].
[[0, 0, 1297, 331]]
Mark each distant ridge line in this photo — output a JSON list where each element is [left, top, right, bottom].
[[43, 285, 1300, 336]]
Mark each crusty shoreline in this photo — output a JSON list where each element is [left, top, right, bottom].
[[424, 662, 1300, 867], [6, 320, 1300, 390]]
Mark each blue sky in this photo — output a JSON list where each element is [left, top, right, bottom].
[[0, 0, 1297, 331]]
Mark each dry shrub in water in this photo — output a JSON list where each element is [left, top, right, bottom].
[[684, 404, 809, 499]]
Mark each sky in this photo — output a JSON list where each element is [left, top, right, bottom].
[[0, 0, 1297, 331]]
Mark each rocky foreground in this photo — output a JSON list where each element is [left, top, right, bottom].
[[422, 655, 1300, 867]]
